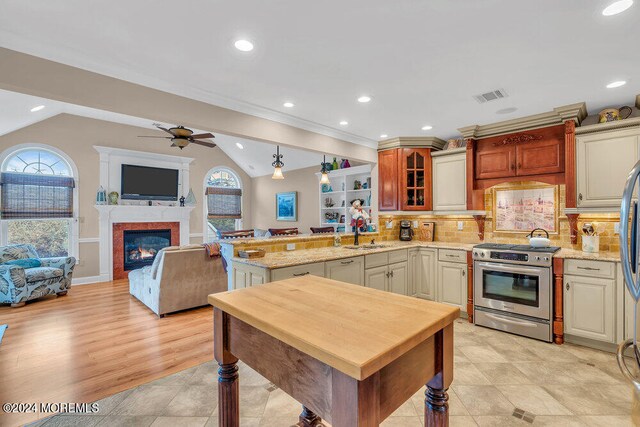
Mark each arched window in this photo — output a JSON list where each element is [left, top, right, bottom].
[[204, 167, 242, 240], [0, 145, 78, 258]]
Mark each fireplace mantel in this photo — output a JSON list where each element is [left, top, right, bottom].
[[95, 205, 194, 281]]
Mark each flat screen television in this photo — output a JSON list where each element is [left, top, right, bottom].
[[121, 164, 179, 201]]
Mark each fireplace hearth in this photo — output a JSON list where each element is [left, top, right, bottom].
[[123, 229, 171, 271]]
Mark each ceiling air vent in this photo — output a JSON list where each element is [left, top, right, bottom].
[[473, 89, 508, 104]]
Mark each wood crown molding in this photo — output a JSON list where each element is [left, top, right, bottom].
[[458, 103, 587, 139], [575, 116, 640, 136], [377, 136, 446, 152]]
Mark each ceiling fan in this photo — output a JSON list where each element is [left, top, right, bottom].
[[138, 123, 217, 149]]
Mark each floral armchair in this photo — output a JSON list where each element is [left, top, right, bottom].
[[0, 244, 76, 307]]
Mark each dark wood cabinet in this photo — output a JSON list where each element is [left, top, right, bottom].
[[400, 148, 432, 210], [378, 149, 399, 211], [515, 138, 564, 176], [474, 125, 565, 182], [475, 145, 515, 179]]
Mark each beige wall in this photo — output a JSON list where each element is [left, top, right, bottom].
[[0, 113, 252, 278], [251, 166, 320, 234]]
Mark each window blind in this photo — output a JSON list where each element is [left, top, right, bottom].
[[0, 172, 75, 219], [206, 187, 242, 219]]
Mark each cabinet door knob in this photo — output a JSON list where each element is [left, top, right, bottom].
[[517, 163, 522, 169], [578, 193, 583, 204], [462, 270, 466, 277], [566, 283, 570, 290], [510, 163, 515, 171]]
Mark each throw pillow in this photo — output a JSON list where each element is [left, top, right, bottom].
[[4, 258, 42, 268]]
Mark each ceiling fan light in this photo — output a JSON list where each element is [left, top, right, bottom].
[[272, 166, 284, 180]]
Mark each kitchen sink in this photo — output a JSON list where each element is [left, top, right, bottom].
[[344, 244, 388, 250]]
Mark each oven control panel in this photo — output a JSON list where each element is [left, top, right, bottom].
[[472, 249, 553, 267], [490, 251, 528, 262]]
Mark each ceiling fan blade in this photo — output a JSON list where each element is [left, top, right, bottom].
[[154, 124, 177, 136], [189, 133, 215, 140], [191, 140, 217, 148], [138, 136, 172, 139]]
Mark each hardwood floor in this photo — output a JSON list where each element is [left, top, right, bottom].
[[0, 280, 213, 427]]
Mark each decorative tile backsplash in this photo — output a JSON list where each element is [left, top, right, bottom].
[[378, 182, 624, 252]]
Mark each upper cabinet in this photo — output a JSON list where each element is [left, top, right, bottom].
[[474, 125, 565, 181], [378, 149, 399, 211], [400, 148, 432, 210], [377, 137, 445, 212], [576, 119, 640, 209], [432, 149, 467, 211]]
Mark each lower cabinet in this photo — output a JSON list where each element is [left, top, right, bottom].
[[231, 264, 268, 289], [271, 262, 325, 281], [437, 261, 467, 312], [564, 274, 615, 343], [325, 257, 365, 286], [416, 248, 437, 300], [364, 261, 408, 295]]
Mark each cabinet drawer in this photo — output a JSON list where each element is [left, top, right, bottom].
[[564, 259, 615, 279], [365, 252, 388, 269], [271, 262, 325, 281], [388, 249, 408, 264], [438, 249, 467, 264]]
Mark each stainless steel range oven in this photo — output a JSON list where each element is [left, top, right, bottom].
[[472, 244, 560, 342]]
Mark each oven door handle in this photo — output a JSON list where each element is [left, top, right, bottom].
[[475, 261, 545, 275], [484, 312, 539, 328]]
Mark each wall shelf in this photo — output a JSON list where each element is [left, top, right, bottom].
[[317, 164, 373, 231]]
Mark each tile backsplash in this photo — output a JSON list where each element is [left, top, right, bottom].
[[378, 182, 623, 252]]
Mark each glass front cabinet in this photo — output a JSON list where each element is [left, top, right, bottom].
[[400, 148, 432, 210]]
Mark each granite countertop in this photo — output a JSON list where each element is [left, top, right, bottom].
[[232, 240, 475, 269], [230, 239, 622, 269], [554, 248, 620, 262]]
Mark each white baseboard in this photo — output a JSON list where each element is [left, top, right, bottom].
[[72, 274, 110, 285]]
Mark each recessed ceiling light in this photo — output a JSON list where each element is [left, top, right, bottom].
[[380, 134, 388, 138], [234, 39, 254, 52], [339, 121, 348, 126], [283, 102, 295, 108], [496, 107, 518, 114], [602, 0, 633, 15], [236, 142, 244, 149], [30, 105, 45, 112], [606, 80, 627, 88], [358, 95, 372, 103], [421, 125, 433, 131]]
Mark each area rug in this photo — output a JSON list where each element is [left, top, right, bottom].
[[0, 324, 7, 344]]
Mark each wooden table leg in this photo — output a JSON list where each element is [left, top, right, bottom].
[[424, 323, 453, 426], [214, 308, 240, 427], [297, 405, 322, 427], [331, 368, 380, 427]]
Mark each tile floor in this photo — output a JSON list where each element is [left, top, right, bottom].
[[29, 319, 635, 426]]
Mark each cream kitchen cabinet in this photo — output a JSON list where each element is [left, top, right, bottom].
[[364, 261, 408, 295], [231, 263, 269, 289], [437, 261, 467, 312], [408, 248, 419, 297], [416, 248, 437, 300], [432, 149, 467, 212], [271, 262, 325, 281], [325, 256, 365, 285], [564, 274, 616, 343], [576, 123, 640, 208]]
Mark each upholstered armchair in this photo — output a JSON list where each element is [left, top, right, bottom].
[[0, 244, 76, 307]]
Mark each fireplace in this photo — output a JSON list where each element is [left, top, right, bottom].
[[123, 229, 171, 271], [112, 221, 180, 280]]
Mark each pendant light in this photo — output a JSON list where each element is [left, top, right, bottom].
[[319, 155, 330, 184], [272, 145, 284, 180]]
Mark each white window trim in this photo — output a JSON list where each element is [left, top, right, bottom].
[[0, 143, 80, 260], [202, 166, 243, 242]]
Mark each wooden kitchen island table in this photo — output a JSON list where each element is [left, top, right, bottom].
[[208, 276, 459, 427]]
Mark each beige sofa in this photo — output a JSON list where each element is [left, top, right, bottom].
[[128, 245, 227, 317]]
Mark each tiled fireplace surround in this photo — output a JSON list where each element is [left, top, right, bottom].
[[112, 222, 180, 280]]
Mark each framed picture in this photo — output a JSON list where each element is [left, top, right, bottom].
[[492, 184, 558, 233], [276, 191, 298, 221], [420, 222, 435, 242]]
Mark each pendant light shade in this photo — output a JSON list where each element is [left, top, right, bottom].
[[319, 155, 330, 184], [272, 145, 285, 180]]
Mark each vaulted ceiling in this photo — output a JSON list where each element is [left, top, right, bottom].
[[0, 0, 638, 145]]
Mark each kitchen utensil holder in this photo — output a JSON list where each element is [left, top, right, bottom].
[[582, 235, 599, 253]]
